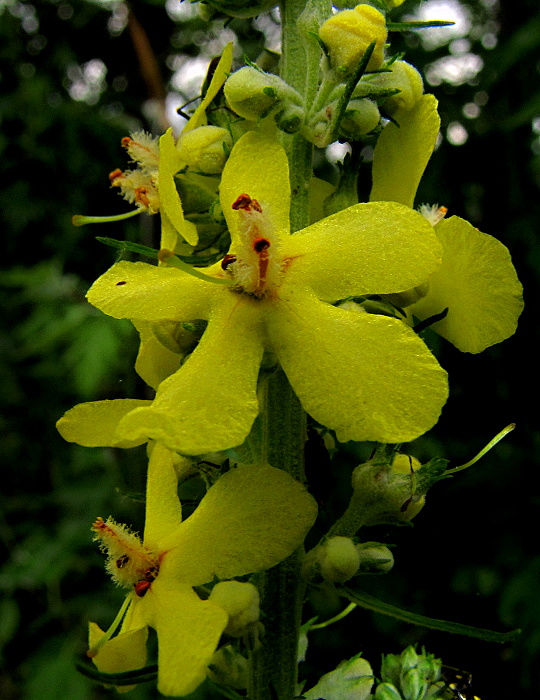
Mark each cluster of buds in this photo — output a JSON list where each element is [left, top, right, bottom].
[[375, 646, 445, 700]]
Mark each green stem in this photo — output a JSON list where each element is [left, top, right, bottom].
[[279, 0, 331, 233], [248, 370, 307, 700], [247, 3, 331, 696]]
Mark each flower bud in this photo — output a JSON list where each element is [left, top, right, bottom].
[[207, 644, 248, 689], [319, 5, 387, 78], [374, 682, 402, 700], [339, 98, 381, 139], [209, 581, 260, 637], [305, 536, 360, 583], [356, 541, 394, 574], [303, 655, 374, 700], [274, 103, 305, 134], [176, 126, 233, 174], [349, 452, 433, 527], [224, 67, 304, 123], [366, 60, 424, 114]]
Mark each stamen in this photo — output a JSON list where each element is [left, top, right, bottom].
[[134, 186, 150, 208], [109, 169, 124, 183], [232, 194, 263, 212], [221, 254, 237, 270]]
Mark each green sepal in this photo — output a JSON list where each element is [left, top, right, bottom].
[[96, 236, 160, 260], [323, 42, 376, 143], [386, 20, 455, 31], [96, 236, 222, 266], [75, 657, 158, 686], [340, 588, 521, 643]]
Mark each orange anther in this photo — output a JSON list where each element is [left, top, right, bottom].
[[134, 186, 150, 207], [121, 136, 132, 148], [109, 168, 124, 183]]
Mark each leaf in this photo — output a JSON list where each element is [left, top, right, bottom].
[[341, 587, 521, 643], [386, 21, 455, 31]]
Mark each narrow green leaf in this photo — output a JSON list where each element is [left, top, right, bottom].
[[387, 20, 455, 31], [341, 588, 521, 643]]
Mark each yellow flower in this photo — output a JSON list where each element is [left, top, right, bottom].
[[76, 44, 234, 252], [370, 95, 524, 353], [76, 131, 447, 455], [88, 443, 317, 697]]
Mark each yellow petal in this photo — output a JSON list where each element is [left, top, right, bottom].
[[266, 288, 448, 443], [220, 131, 291, 248], [143, 442, 183, 550], [370, 94, 440, 208], [132, 320, 183, 390], [117, 294, 264, 455], [160, 464, 317, 586], [56, 399, 151, 448], [140, 582, 228, 697], [408, 216, 524, 353], [159, 129, 198, 246], [86, 261, 217, 322], [284, 201, 442, 300], [89, 621, 148, 693], [183, 43, 234, 133]]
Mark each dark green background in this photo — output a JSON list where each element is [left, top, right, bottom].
[[1, 0, 539, 697]]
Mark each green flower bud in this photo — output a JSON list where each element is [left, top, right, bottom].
[[209, 581, 260, 637], [374, 682, 403, 700], [306, 536, 361, 583], [197, 0, 277, 18], [274, 103, 305, 134], [303, 654, 374, 700], [339, 98, 381, 139], [224, 67, 304, 123], [176, 126, 233, 174], [356, 541, 394, 574], [319, 4, 388, 78]]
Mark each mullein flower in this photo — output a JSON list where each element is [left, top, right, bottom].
[[88, 443, 317, 697], [370, 94, 524, 353], [75, 44, 233, 252], [71, 131, 448, 456]]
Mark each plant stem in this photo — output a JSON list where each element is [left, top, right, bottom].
[[247, 3, 331, 696]]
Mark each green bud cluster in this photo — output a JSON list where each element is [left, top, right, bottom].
[[224, 66, 305, 134], [376, 646, 445, 700]]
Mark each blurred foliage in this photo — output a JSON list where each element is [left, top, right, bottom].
[[1, 0, 540, 698]]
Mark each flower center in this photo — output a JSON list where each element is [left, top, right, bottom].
[[222, 194, 282, 298], [92, 517, 160, 597]]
